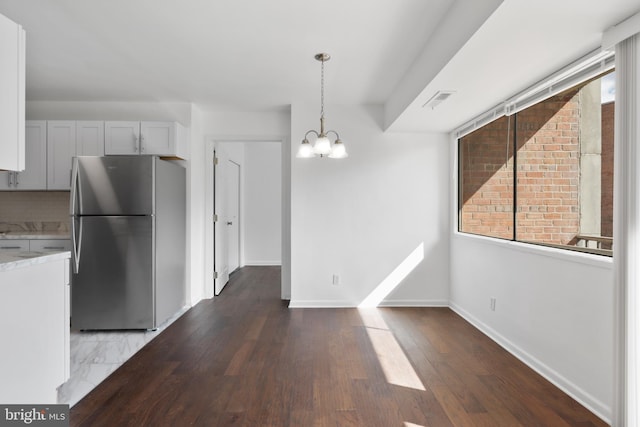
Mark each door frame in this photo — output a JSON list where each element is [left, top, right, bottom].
[[227, 159, 241, 274], [204, 136, 290, 299]]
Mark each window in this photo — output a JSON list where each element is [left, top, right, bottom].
[[458, 70, 615, 256]]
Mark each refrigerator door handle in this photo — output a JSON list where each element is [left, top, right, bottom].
[[70, 159, 83, 274], [70, 159, 80, 215], [72, 217, 83, 273]]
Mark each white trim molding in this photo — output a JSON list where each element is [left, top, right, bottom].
[[288, 299, 449, 308], [613, 33, 640, 427], [377, 299, 449, 307], [603, 11, 640, 50]]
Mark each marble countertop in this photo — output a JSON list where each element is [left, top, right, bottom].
[[0, 221, 70, 240], [0, 250, 71, 272]]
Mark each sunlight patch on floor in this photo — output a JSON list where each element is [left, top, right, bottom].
[[360, 309, 426, 391]]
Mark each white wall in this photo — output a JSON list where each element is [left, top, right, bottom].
[[290, 104, 450, 307], [450, 234, 614, 422], [27, 101, 192, 124], [187, 104, 205, 304], [243, 142, 281, 265]]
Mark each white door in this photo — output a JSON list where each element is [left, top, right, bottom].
[[227, 160, 241, 273], [214, 148, 230, 295]]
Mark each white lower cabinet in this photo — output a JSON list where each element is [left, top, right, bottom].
[[0, 256, 70, 403], [0, 240, 29, 251], [0, 239, 70, 252], [29, 239, 72, 252]]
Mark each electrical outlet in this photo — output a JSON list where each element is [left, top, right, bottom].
[[490, 297, 496, 311], [332, 274, 340, 286]]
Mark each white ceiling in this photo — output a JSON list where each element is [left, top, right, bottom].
[[0, 0, 638, 132]]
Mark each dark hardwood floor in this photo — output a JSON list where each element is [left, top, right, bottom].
[[70, 266, 608, 427]]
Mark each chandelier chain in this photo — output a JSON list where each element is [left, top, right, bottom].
[[320, 58, 325, 118]]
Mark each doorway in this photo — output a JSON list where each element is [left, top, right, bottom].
[[227, 160, 241, 274], [206, 138, 288, 299]]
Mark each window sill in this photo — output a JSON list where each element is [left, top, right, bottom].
[[452, 231, 614, 270]]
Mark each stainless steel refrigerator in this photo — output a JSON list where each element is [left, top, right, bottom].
[[70, 156, 186, 330]]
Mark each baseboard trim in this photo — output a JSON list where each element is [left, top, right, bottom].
[[449, 301, 611, 425], [244, 261, 282, 266], [288, 299, 449, 308], [378, 299, 449, 307]]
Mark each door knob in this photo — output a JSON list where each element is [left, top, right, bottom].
[[227, 221, 233, 225]]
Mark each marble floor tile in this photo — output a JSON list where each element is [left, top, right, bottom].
[[57, 307, 187, 407]]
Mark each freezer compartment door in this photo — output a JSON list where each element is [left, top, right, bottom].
[[71, 216, 155, 330], [73, 156, 154, 216]]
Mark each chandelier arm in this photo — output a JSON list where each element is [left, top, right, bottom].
[[326, 130, 341, 140], [304, 130, 320, 139]]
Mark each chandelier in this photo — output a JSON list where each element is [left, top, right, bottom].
[[296, 53, 348, 159]]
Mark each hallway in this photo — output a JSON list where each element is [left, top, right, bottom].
[[70, 267, 606, 426]]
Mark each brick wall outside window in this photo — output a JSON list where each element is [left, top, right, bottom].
[[601, 101, 614, 239], [459, 115, 514, 240], [459, 81, 614, 250], [515, 88, 580, 245]]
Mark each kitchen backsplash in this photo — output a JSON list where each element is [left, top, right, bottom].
[[0, 192, 70, 232]]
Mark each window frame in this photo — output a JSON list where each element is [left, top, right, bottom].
[[454, 50, 615, 257]]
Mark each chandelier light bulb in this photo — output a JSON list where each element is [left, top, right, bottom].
[[313, 135, 332, 155], [296, 139, 315, 158], [328, 139, 348, 158]]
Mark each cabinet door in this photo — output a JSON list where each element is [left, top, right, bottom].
[[140, 121, 173, 155], [0, 14, 25, 172], [0, 240, 29, 251], [0, 121, 46, 190], [105, 121, 140, 155], [76, 121, 105, 156], [140, 121, 187, 158], [29, 239, 72, 252], [47, 121, 76, 190], [0, 171, 12, 190], [15, 121, 47, 190]]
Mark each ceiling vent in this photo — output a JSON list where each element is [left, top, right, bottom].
[[423, 90, 455, 109]]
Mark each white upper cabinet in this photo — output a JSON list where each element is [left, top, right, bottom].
[[104, 121, 140, 155], [76, 121, 105, 156], [0, 121, 47, 190], [47, 120, 104, 190], [105, 121, 187, 159], [47, 121, 76, 190], [140, 121, 187, 158], [0, 13, 25, 172]]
